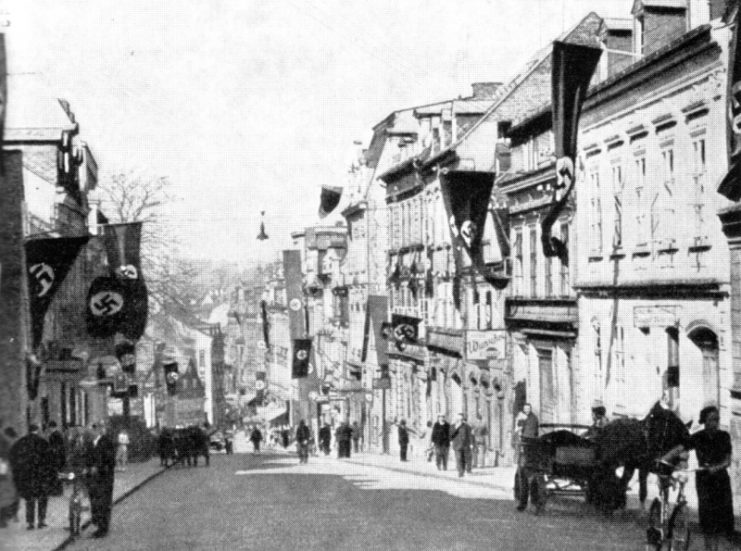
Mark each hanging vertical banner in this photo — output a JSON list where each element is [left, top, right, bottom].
[[103, 222, 142, 279], [255, 371, 267, 404], [719, 6, 741, 200], [365, 295, 389, 370], [291, 338, 313, 379], [283, 250, 305, 339], [260, 300, 270, 350], [85, 276, 147, 339], [439, 170, 495, 291], [544, 40, 601, 263], [25, 236, 89, 347], [318, 185, 343, 218]]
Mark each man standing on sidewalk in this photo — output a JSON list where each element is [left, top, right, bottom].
[[85, 423, 116, 538], [397, 420, 410, 462], [9, 424, 55, 530], [431, 415, 450, 471], [449, 414, 473, 478]]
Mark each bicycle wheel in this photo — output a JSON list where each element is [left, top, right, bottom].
[[646, 498, 663, 550], [669, 503, 690, 551]]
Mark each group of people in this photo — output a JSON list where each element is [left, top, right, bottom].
[[0, 420, 116, 538], [424, 414, 489, 476], [157, 425, 211, 467]]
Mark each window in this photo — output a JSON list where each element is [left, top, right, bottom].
[[199, 350, 206, 367], [614, 326, 625, 409], [485, 291, 492, 330], [559, 223, 570, 296], [589, 165, 602, 254], [655, 145, 676, 244], [529, 225, 537, 297], [692, 134, 707, 239], [611, 162, 624, 248], [633, 153, 648, 246], [545, 254, 553, 297], [513, 230, 523, 296]]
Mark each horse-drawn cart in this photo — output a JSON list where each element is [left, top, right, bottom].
[[515, 423, 601, 513]]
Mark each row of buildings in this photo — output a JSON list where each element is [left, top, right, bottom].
[[225, 0, 741, 511]]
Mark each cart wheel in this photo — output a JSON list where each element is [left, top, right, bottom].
[[531, 474, 547, 514], [669, 503, 690, 551]]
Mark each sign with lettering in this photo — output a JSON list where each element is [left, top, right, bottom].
[[465, 330, 506, 361], [426, 328, 464, 356], [633, 305, 680, 328]]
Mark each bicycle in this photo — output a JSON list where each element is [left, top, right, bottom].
[[645, 461, 702, 551]]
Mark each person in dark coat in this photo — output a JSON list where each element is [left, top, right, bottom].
[[351, 421, 361, 453], [158, 429, 175, 467], [295, 420, 311, 464], [336, 422, 352, 458], [46, 421, 66, 496], [250, 427, 263, 453], [318, 423, 331, 455], [398, 420, 410, 462], [688, 406, 735, 551], [449, 414, 473, 478], [431, 415, 451, 471], [85, 423, 116, 538], [9, 424, 55, 530]]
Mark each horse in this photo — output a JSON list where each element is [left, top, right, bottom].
[[593, 402, 691, 510]]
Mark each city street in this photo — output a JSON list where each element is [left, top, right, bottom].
[[64, 451, 647, 551]]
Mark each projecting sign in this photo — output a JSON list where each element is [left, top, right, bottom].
[[465, 330, 506, 361]]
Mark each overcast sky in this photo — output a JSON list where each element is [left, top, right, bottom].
[[5, 0, 630, 267]]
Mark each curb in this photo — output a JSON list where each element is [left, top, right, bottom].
[[51, 463, 171, 551], [344, 458, 514, 494]]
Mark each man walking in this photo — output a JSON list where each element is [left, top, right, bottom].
[[85, 423, 116, 538], [336, 422, 352, 458], [449, 414, 473, 478], [431, 415, 450, 471], [9, 424, 55, 530], [472, 415, 488, 469], [351, 421, 361, 454], [397, 420, 410, 462], [295, 420, 311, 464], [46, 421, 66, 496], [319, 423, 331, 456], [249, 426, 263, 454]]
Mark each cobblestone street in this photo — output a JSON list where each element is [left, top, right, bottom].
[[61, 451, 649, 551]]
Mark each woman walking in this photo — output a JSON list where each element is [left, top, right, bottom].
[[689, 406, 735, 551]]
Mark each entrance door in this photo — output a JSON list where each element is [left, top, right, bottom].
[[690, 328, 720, 408], [538, 348, 556, 424]]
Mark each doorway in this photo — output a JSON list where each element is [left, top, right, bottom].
[[688, 327, 720, 409]]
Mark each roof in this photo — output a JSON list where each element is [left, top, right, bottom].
[[414, 99, 496, 117], [603, 17, 633, 31], [5, 74, 76, 141]]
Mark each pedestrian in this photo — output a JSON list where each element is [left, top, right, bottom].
[[431, 415, 451, 471], [1, 427, 19, 525], [0, 424, 17, 528], [9, 424, 55, 530], [449, 413, 473, 478], [687, 406, 735, 551], [85, 423, 116, 538], [46, 421, 66, 496], [514, 403, 538, 463], [158, 428, 174, 467], [472, 415, 488, 469], [336, 422, 352, 459], [586, 402, 609, 439], [224, 430, 234, 455], [281, 426, 290, 449], [319, 423, 331, 456], [250, 426, 263, 453], [295, 420, 311, 464], [115, 428, 130, 472], [398, 420, 410, 462], [351, 421, 361, 454]]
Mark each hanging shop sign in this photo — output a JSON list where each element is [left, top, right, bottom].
[[465, 330, 506, 361]]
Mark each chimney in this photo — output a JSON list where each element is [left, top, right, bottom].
[[470, 82, 503, 99], [632, 0, 689, 57], [708, 0, 730, 20]]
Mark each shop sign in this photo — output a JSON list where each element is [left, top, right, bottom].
[[426, 328, 464, 355], [465, 330, 506, 361], [633, 305, 680, 328], [389, 342, 426, 362]]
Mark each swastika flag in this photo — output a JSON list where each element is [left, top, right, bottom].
[[291, 338, 312, 379], [86, 276, 148, 339], [25, 236, 89, 348]]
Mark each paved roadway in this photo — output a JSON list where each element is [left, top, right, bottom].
[[65, 451, 649, 551]]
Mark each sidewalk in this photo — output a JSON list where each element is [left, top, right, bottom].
[[345, 449, 701, 521], [2, 458, 166, 551]]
